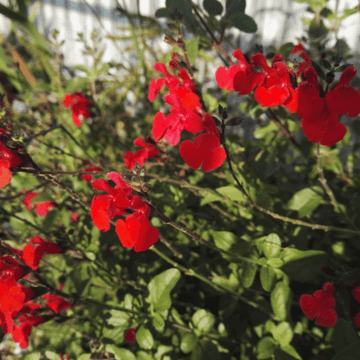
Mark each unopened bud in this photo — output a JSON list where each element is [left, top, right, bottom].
[[171, 52, 184, 62], [326, 72, 334, 84], [222, 109, 228, 120], [169, 60, 180, 70]]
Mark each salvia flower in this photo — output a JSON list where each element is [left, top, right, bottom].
[[63, 92, 91, 127], [299, 282, 337, 327]]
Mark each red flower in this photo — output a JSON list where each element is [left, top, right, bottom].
[[12, 314, 44, 349], [299, 282, 337, 327], [70, 212, 80, 223], [22, 191, 38, 210], [125, 327, 136, 343], [81, 163, 102, 182], [34, 201, 56, 217], [63, 92, 91, 127], [216, 49, 264, 94], [115, 212, 159, 252], [124, 137, 159, 170], [43, 294, 71, 314], [251, 53, 293, 107], [354, 313, 360, 329], [290, 40, 312, 77], [179, 114, 226, 172], [149, 63, 203, 146], [352, 287, 360, 302], [91, 172, 158, 251], [21, 236, 62, 270], [0, 140, 21, 188]]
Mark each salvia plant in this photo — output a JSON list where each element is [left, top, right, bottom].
[[1, 0, 360, 359]]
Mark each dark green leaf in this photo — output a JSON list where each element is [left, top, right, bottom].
[[333, 319, 360, 354], [281, 249, 327, 282], [228, 12, 257, 33], [203, 0, 223, 16], [155, 8, 169, 18], [241, 261, 257, 288], [225, 0, 246, 15]]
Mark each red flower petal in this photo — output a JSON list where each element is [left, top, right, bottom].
[[152, 112, 168, 142], [299, 294, 320, 320], [352, 287, 360, 302], [254, 85, 290, 107], [215, 66, 228, 89], [320, 122, 347, 146], [316, 308, 337, 327], [354, 313, 360, 328]]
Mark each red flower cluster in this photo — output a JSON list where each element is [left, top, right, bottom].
[[299, 282, 337, 327], [148, 58, 226, 172], [91, 172, 159, 251], [125, 327, 136, 343], [0, 132, 21, 188], [63, 92, 91, 127], [0, 242, 70, 348], [124, 137, 159, 170], [352, 287, 360, 328], [80, 161, 102, 183], [22, 190, 56, 217], [215, 43, 360, 146]]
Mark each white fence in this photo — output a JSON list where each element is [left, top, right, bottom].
[[0, 0, 359, 68]]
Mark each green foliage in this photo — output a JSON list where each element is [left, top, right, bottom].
[[1, 0, 360, 359]]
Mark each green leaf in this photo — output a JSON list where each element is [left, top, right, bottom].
[[73, 65, 90, 74], [257, 337, 276, 359], [287, 186, 323, 217], [44, 351, 61, 360], [333, 319, 360, 354], [106, 310, 131, 328], [203, 0, 223, 16], [216, 186, 246, 202], [191, 339, 221, 360], [262, 233, 282, 259], [280, 249, 327, 282], [137, 351, 155, 360], [155, 7, 169, 18], [228, 12, 257, 33], [192, 309, 216, 334], [331, 340, 360, 360], [146, 268, 181, 311], [272, 322, 293, 347], [105, 345, 136, 360], [64, 77, 90, 94], [136, 325, 154, 350], [275, 347, 301, 360], [260, 266, 277, 292], [77, 355, 92, 360], [152, 312, 165, 332], [23, 353, 42, 360], [180, 333, 198, 354], [241, 261, 257, 288], [63, 262, 93, 296], [185, 37, 199, 64], [212, 231, 237, 251], [271, 281, 292, 321]]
